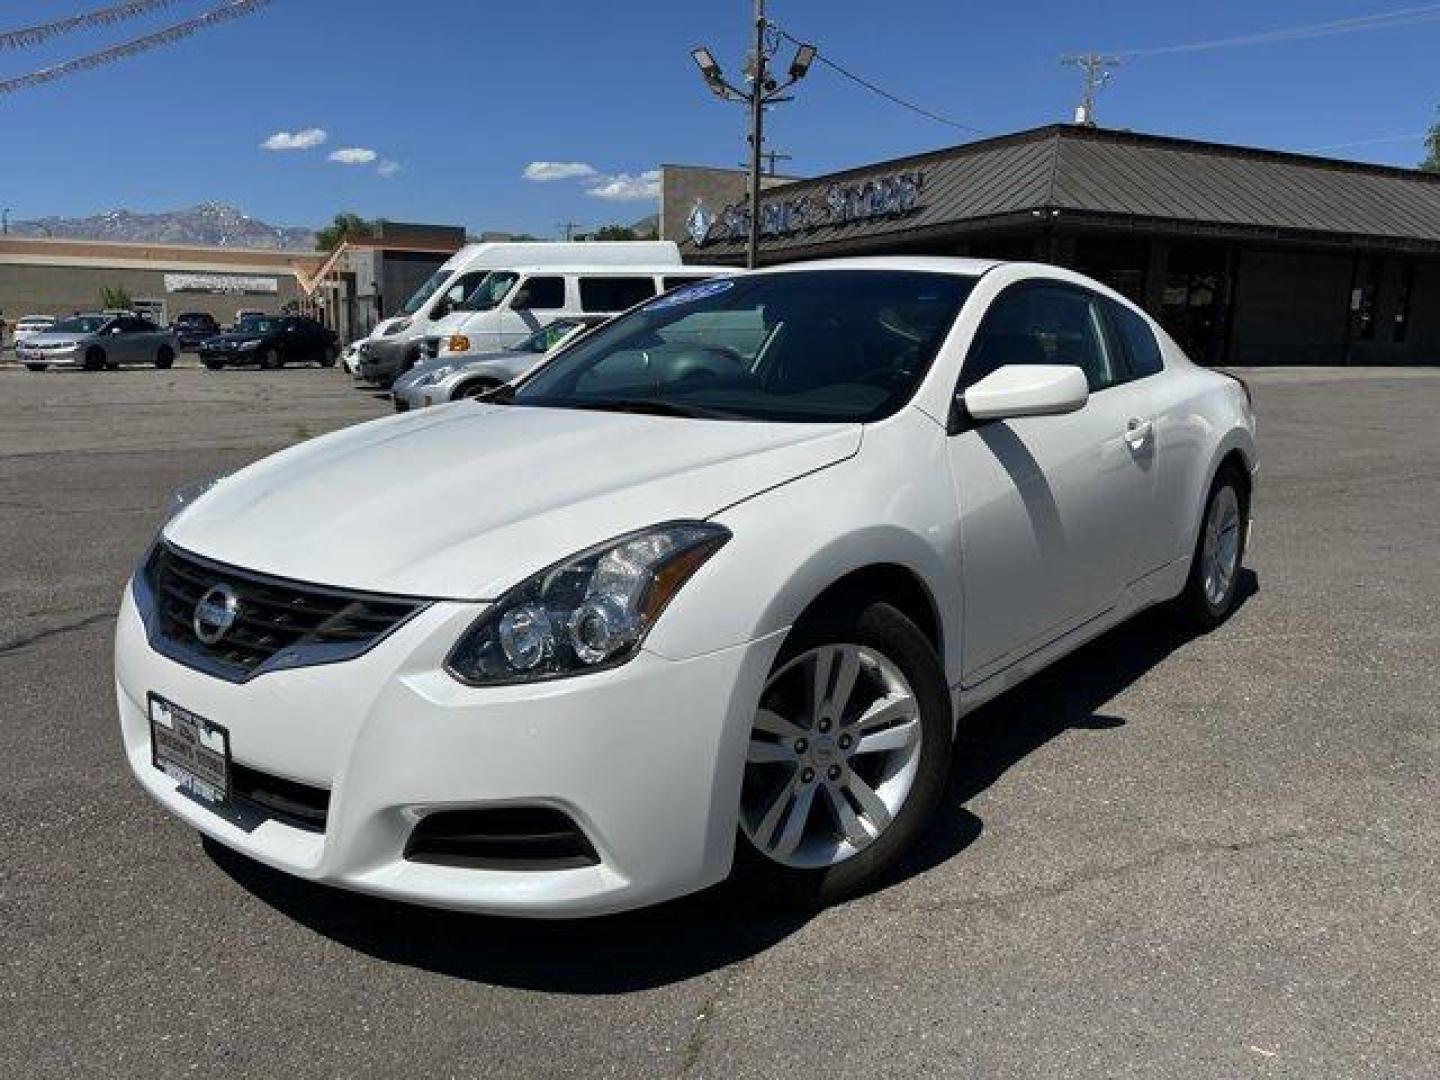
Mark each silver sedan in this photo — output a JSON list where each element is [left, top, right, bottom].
[[16, 313, 179, 372], [392, 316, 606, 412]]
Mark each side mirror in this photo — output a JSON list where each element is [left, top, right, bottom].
[[432, 300, 452, 320], [962, 364, 1089, 422], [510, 288, 533, 311]]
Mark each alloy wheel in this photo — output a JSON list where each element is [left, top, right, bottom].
[[1201, 485, 1241, 609], [741, 644, 923, 869]]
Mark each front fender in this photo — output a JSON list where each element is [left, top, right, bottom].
[[645, 412, 963, 686]]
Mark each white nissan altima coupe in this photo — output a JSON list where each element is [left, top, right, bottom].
[[115, 258, 1256, 917]]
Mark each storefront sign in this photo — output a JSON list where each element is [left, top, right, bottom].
[[690, 170, 925, 247], [163, 273, 279, 295]]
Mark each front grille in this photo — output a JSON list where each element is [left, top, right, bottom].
[[138, 542, 428, 682], [404, 807, 601, 871]]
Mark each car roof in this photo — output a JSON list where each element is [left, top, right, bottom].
[[744, 256, 1001, 277]]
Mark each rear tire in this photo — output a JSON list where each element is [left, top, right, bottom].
[[319, 345, 337, 368], [1173, 465, 1249, 631], [202, 358, 225, 371], [24, 363, 48, 372], [731, 601, 952, 908], [155, 346, 175, 369], [83, 347, 106, 372]]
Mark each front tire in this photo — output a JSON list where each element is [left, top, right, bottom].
[[202, 358, 225, 370], [319, 345, 337, 368], [83, 347, 106, 372], [24, 363, 48, 372], [1173, 465, 1249, 630], [259, 347, 281, 370], [733, 601, 951, 907], [155, 346, 175, 369]]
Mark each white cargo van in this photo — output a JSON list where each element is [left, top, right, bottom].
[[357, 240, 681, 384], [422, 265, 728, 362]]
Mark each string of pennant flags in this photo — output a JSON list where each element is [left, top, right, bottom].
[[0, 0, 271, 95], [0, 1, 183, 52]]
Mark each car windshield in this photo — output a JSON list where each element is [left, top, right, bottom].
[[518, 320, 582, 353], [176, 313, 212, 324], [401, 266, 454, 316], [49, 316, 106, 334], [512, 270, 976, 423], [238, 318, 282, 335], [458, 271, 519, 312]]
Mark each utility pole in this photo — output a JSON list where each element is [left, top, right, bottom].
[[1, 208, 9, 235], [745, 0, 767, 271], [691, 10, 815, 268], [557, 220, 584, 241], [1060, 53, 1122, 127]]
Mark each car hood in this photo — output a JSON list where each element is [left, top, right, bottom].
[[206, 332, 264, 345], [165, 404, 862, 599]]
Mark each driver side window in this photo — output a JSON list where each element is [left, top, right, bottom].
[[960, 284, 1121, 395]]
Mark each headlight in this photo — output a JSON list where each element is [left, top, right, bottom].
[[415, 365, 453, 387], [238, 339, 261, 351], [446, 522, 730, 686], [446, 335, 471, 354], [166, 474, 227, 523]]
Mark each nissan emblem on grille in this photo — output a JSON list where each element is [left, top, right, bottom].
[[192, 583, 241, 645]]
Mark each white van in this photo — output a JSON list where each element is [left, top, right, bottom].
[[357, 240, 681, 383], [421, 265, 729, 362]]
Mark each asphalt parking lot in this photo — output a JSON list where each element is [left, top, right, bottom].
[[1, 361, 1436, 1078]]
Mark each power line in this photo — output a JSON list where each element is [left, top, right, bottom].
[[1111, 2, 1440, 58], [1304, 133, 1429, 151], [0, 1, 186, 52], [774, 26, 988, 135], [0, 0, 271, 96]]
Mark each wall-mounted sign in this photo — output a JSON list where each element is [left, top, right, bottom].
[[163, 273, 280, 295], [691, 170, 925, 247]]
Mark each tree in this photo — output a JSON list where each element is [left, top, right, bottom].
[[99, 285, 133, 311], [590, 225, 639, 241], [1423, 116, 1440, 174], [315, 211, 378, 251]]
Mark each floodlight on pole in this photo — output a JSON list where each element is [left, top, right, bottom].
[[689, 2, 813, 268]]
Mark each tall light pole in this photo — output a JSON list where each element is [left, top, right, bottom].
[[691, 4, 815, 268]]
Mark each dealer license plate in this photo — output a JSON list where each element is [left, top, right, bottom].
[[149, 693, 231, 805]]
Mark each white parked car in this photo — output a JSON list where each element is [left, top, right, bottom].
[[115, 258, 1257, 917]]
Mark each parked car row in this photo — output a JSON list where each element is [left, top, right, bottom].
[[13, 311, 338, 372]]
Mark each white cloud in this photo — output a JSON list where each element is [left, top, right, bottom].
[[585, 170, 661, 201], [377, 159, 401, 179], [523, 161, 598, 181], [329, 147, 378, 165], [261, 127, 327, 151]]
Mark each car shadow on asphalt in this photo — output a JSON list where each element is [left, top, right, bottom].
[[205, 571, 1257, 994]]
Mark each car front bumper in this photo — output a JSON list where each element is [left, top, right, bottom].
[[17, 346, 80, 366], [114, 583, 781, 917], [357, 336, 416, 381]]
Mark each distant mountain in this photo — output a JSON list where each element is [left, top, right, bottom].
[[8, 202, 316, 251]]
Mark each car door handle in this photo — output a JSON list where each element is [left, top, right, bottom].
[[1124, 418, 1154, 449]]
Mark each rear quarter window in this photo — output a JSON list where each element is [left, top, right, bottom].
[[1108, 301, 1165, 378]]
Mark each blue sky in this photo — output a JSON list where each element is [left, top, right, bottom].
[[1, 0, 1437, 235]]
